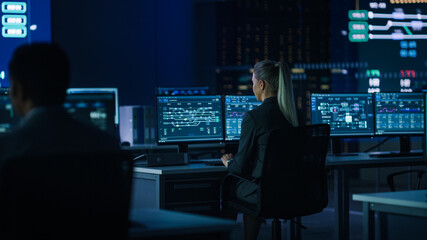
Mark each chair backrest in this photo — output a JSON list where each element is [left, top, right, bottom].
[[0, 151, 133, 239], [259, 124, 330, 219]]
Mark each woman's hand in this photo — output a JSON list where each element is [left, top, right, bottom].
[[221, 153, 234, 167]]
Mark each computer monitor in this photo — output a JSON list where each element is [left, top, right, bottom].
[[374, 92, 424, 136], [310, 93, 375, 137], [64, 90, 116, 136], [157, 86, 210, 96], [0, 88, 18, 133], [0, 0, 52, 88], [224, 95, 261, 141], [156, 95, 223, 150], [66, 88, 119, 125]]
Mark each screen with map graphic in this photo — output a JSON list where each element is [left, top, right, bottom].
[[0, 0, 51, 88], [311, 93, 375, 136], [156, 95, 223, 144], [374, 92, 424, 135], [346, 0, 427, 92], [224, 95, 261, 141]]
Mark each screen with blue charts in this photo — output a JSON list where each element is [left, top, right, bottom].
[[0, 88, 18, 133], [157, 95, 223, 144], [311, 93, 375, 137], [375, 92, 424, 135], [0, 0, 51, 88], [64, 91, 116, 136], [224, 95, 261, 141]]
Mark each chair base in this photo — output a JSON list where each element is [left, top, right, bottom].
[[271, 217, 302, 240]]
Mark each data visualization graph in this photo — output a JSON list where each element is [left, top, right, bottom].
[[224, 95, 261, 141], [0, 0, 51, 87], [157, 95, 223, 143], [64, 92, 116, 136], [375, 92, 424, 135], [311, 93, 375, 136], [349, 9, 427, 42], [347, 0, 427, 93], [0, 88, 18, 133]]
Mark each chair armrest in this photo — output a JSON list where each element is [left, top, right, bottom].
[[226, 172, 257, 183]]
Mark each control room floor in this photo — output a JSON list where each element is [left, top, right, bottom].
[[228, 166, 427, 240]]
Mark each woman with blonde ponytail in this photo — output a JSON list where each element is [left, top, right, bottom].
[[221, 60, 298, 240]]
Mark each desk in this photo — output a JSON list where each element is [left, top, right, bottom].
[[131, 153, 425, 239], [132, 163, 227, 216], [352, 190, 427, 240], [129, 208, 239, 239], [327, 153, 426, 240]]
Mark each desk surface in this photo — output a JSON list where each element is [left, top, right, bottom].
[[129, 208, 239, 238], [353, 190, 427, 209], [123, 143, 225, 151], [133, 152, 426, 174], [134, 163, 227, 175], [326, 152, 426, 168]]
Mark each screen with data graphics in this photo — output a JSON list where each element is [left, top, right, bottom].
[[311, 93, 375, 136], [0, 0, 51, 88], [64, 91, 116, 136], [375, 92, 424, 135], [156, 95, 223, 144], [224, 95, 261, 141], [0, 88, 18, 133], [346, 0, 427, 93]]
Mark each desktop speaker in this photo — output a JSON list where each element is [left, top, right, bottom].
[[146, 153, 188, 167]]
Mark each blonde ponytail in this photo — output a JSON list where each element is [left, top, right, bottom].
[[254, 60, 298, 126], [277, 63, 298, 126]]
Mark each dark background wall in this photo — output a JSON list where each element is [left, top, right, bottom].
[[52, 0, 196, 106]]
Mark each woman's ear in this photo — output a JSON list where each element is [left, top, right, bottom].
[[259, 80, 265, 91]]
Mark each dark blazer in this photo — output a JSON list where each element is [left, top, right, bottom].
[[0, 106, 120, 164], [227, 96, 292, 179]]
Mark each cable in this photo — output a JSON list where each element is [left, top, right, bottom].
[[363, 137, 394, 153]]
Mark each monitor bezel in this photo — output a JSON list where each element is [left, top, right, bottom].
[[310, 92, 376, 138], [156, 94, 224, 145], [373, 92, 425, 137], [156, 86, 210, 96]]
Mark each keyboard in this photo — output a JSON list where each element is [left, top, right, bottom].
[[190, 158, 224, 166], [369, 152, 423, 158]]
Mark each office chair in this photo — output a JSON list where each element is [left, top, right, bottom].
[[386, 169, 426, 191], [0, 151, 133, 240], [222, 124, 330, 240]]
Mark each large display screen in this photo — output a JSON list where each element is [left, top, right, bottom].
[[348, 0, 427, 92], [0, 0, 51, 87]]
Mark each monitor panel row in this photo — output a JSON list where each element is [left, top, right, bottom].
[[310, 92, 425, 137]]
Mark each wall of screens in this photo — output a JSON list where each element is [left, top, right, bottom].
[[311, 92, 425, 137]]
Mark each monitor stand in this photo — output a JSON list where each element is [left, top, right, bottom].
[[331, 139, 358, 157], [368, 136, 422, 158], [178, 144, 189, 163]]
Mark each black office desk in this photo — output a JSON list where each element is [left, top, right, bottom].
[[326, 152, 426, 240], [132, 163, 228, 216], [130, 151, 426, 240]]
